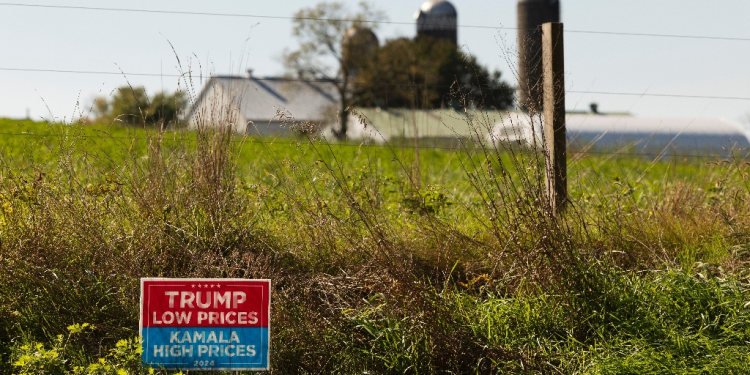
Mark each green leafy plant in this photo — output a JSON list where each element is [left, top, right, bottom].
[[11, 323, 167, 375]]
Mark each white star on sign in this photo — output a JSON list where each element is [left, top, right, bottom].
[[211, 284, 215, 288], [204, 284, 209, 288], [198, 284, 202, 288], [191, 284, 195, 288], [216, 284, 221, 288]]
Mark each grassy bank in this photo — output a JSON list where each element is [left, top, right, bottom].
[[1, 117, 750, 374]]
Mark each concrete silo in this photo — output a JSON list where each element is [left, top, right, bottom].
[[517, 0, 560, 112], [341, 26, 379, 80], [342, 26, 379, 52], [414, 0, 458, 45]]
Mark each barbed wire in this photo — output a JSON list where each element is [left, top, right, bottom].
[[3, 2, 750, 42]]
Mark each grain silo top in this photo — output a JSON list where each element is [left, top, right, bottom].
[[415, 0, 457, 18]]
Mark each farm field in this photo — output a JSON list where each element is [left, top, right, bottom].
[[2, 117, 750, 374]]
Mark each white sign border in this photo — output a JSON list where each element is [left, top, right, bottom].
[[139, 277, 271, 371]]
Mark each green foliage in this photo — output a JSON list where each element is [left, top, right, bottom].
[[352, 36, 515, 110], [580, 269, 750, 374], [109, 87, 149, 125], [13, 337, 68, 375], [11, 323, 168, 375], [94, 86, 186, 127], [69, 338, 154, 375], [336, 269, 750, 373], [401, 185, 453, 215], [344, 296, 433, 373], [149, 91, 186, 127]]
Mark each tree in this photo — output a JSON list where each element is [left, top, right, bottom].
[[109, 86, 150, 125], [351, 36, 515, 111], [149, 91, 187, 127], [93, 86, 187, 127], [283, 2, 386, 140]]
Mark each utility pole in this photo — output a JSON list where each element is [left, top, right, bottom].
[[542, 22, 567, 216]]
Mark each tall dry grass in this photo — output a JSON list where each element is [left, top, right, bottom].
[[2, 87, 750, 373]]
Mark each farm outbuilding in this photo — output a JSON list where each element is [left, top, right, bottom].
[[339, 108, 504, 143], [487, 113, 750, 152], [565, 115, 750, 151], [188, 74, 340, 135]]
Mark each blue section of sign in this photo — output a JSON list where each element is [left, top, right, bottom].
[[142, 327, 269, 370]]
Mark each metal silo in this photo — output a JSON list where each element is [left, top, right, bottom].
[[517, 0, 560, 112], [414, 0, 458, 45]]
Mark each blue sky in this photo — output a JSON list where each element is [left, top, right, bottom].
[[2, 0, 750, 123]]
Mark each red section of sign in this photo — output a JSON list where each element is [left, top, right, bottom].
[[140, 279, 270, 328]]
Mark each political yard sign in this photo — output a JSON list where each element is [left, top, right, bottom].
[[139, 278, 271, 371]]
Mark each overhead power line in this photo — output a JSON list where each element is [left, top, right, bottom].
[[0, 66, 505, 90], [0, 67, 177, 78], [3, 2, 750, 42], [0, 3, 459, 26], [563, 29, 750, 42], [0, 67, 463, 89], [3, 66, 750, 102]]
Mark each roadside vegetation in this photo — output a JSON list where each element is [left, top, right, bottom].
[[1, 113, 750, 374]]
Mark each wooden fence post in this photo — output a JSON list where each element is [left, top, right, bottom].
[[542, 22, 567, 216]]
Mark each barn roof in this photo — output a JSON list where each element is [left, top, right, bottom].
[[190, 76, 340, 124]]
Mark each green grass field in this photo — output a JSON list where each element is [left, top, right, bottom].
[[2, 117, 750, 374]]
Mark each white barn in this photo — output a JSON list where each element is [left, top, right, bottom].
[[188, 75, 340, 135]]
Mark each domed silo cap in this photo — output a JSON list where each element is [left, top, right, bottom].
[[414, 0, 457, 19], [342, 26, 379, 48]]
